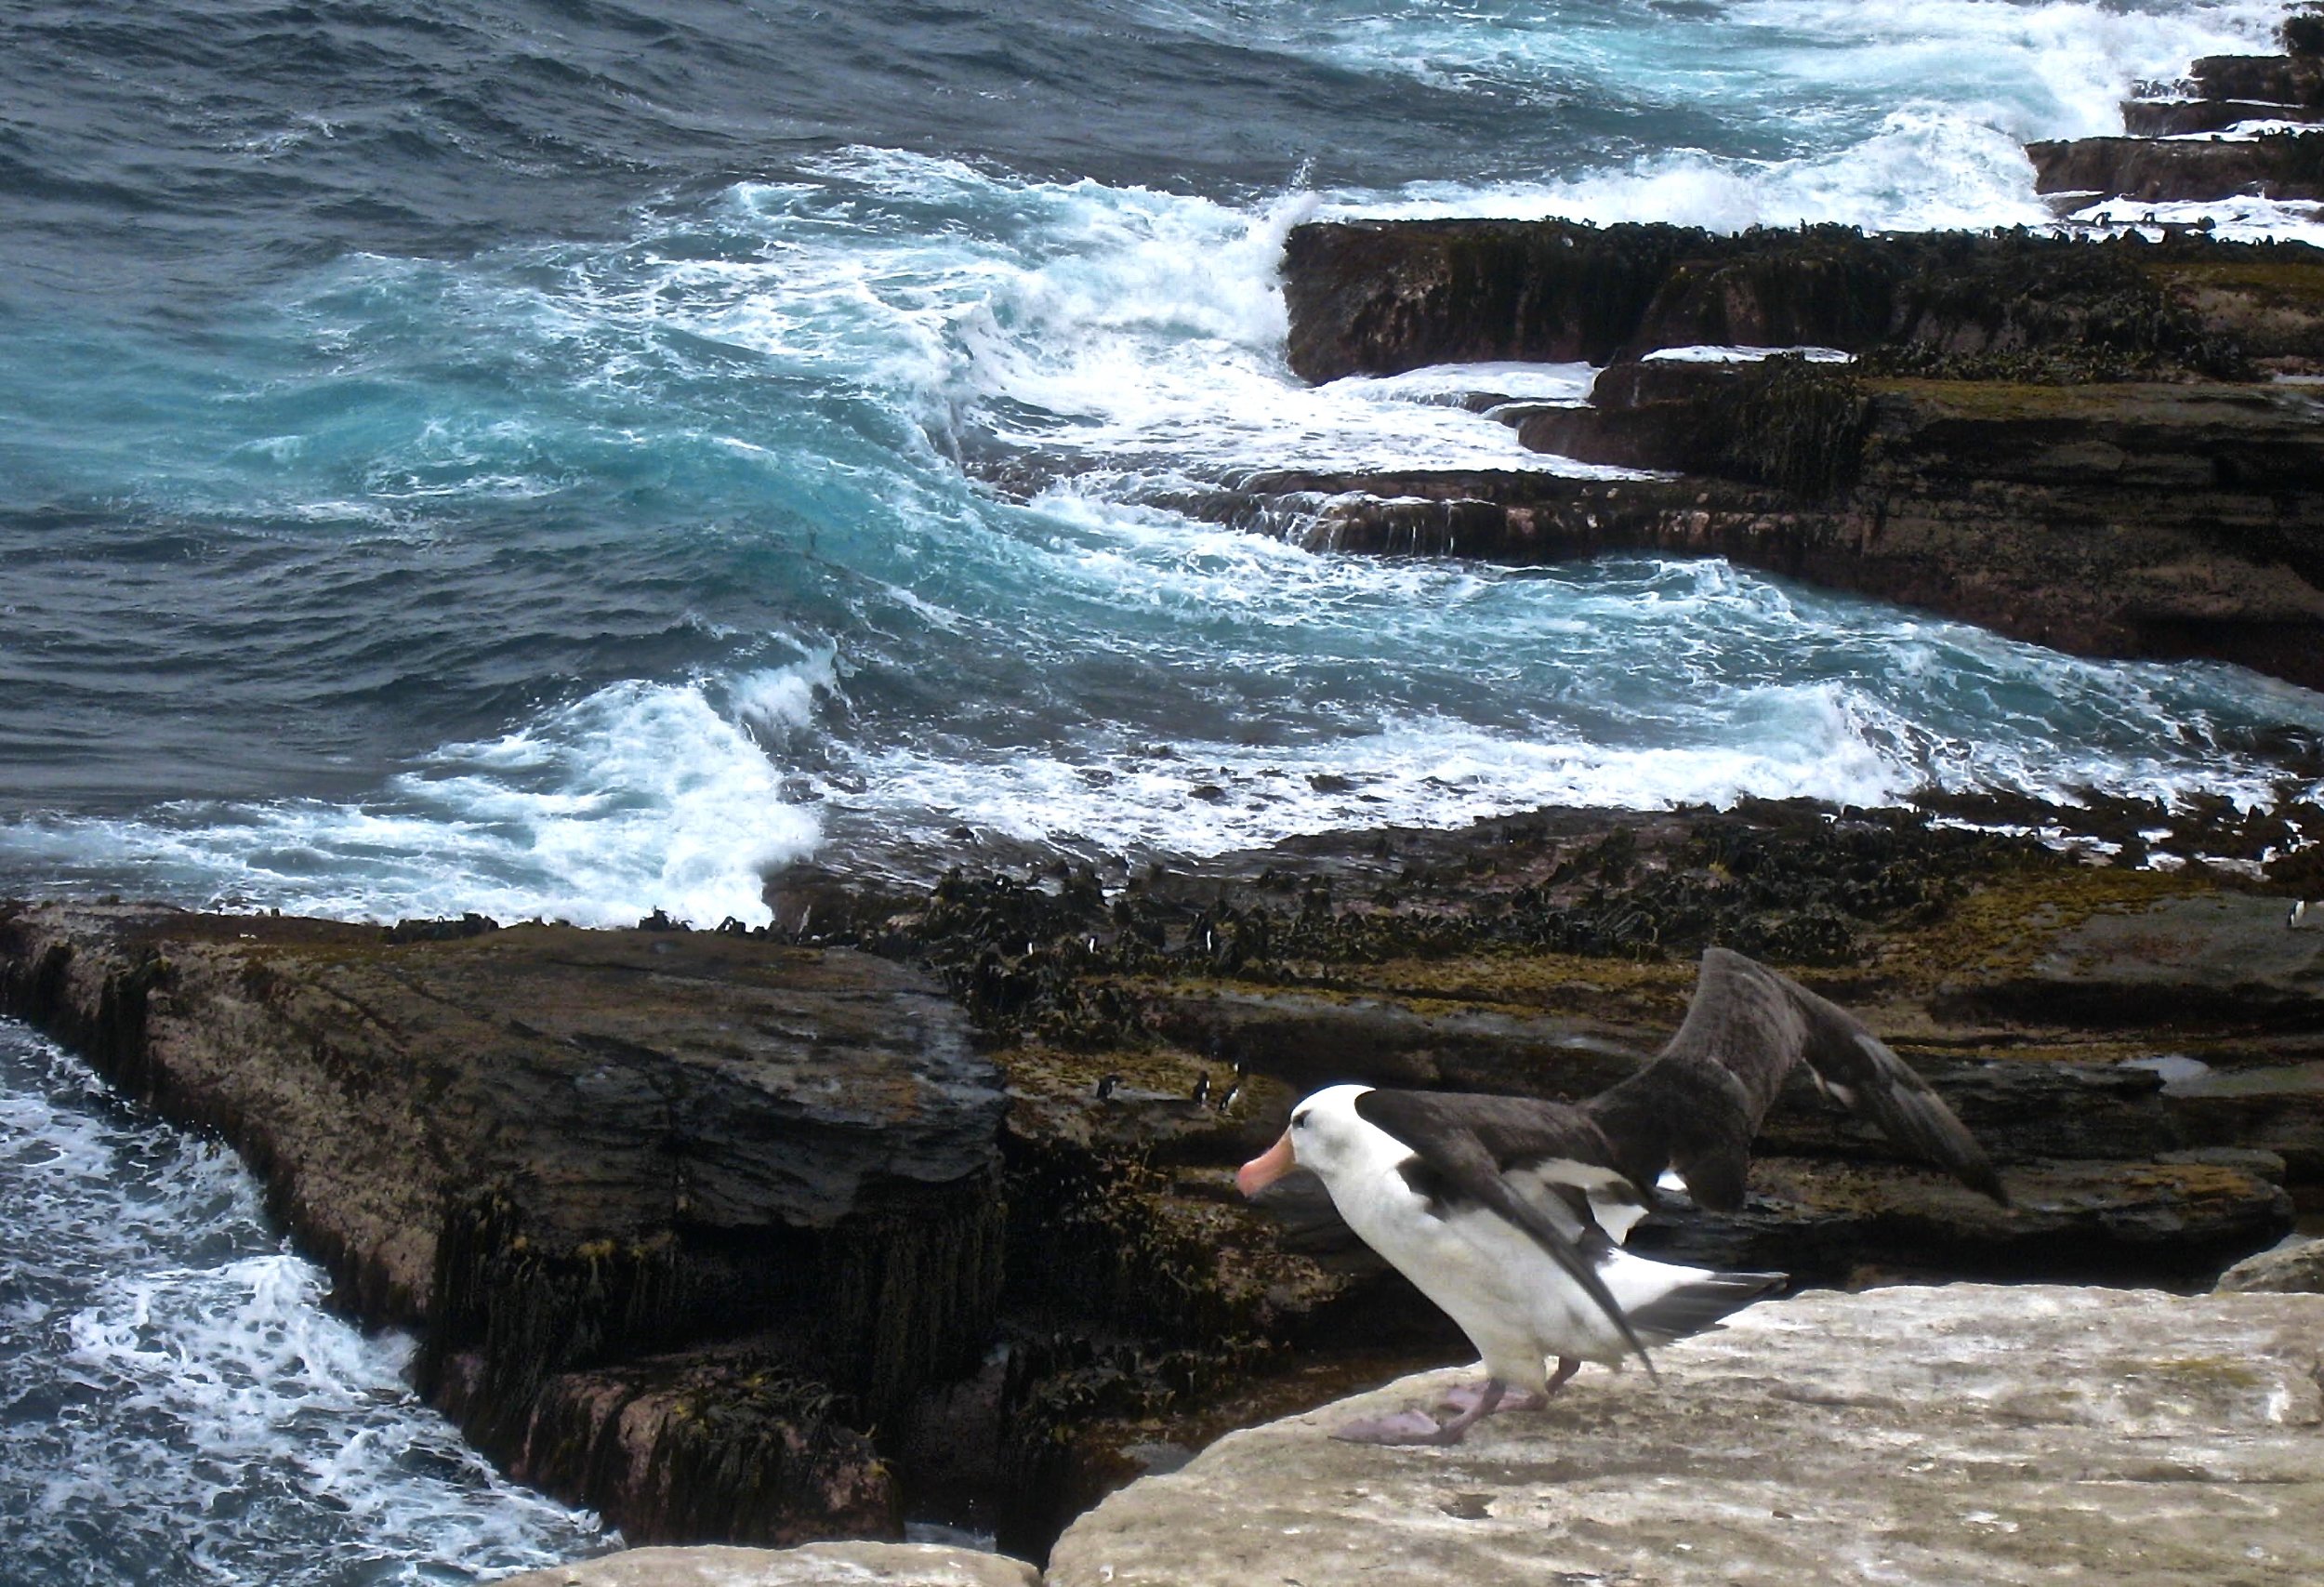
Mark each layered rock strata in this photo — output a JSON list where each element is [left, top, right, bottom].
[[0, 903, 1008, 1545], [1256, 221, 2324, 687], [1280, 223, 2312, 383]]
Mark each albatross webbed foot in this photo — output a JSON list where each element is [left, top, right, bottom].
[[1331, 1378, 1510, 1446], [1435, 1381, 1542, 1415], [1434, 1356, 1578, 1417]]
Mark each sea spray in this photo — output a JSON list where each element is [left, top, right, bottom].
[[0, 1021, 608, 1584]]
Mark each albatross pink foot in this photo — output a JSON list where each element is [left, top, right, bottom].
[[1436, 1356, 1578, 1416], [1435, 1381, 1542, 1415], [1331, 1378, 1510, 1446]]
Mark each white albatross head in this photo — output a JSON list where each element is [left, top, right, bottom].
[[1235, 1083, 1380, 1197]]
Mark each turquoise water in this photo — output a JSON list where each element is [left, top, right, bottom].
[[5, 1, 2319, 930], [0, 7, 2317, 1569]]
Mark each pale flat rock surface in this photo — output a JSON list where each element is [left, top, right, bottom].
[[1048, 1284, 2324, 1587], [496, 1542, 1039, 1587], [2216, 1235, 2324, 1293]]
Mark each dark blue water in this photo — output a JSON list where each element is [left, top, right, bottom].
[[1, 1, 2317, 1576]]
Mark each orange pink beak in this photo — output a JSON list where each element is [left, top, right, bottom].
[[1236, 1131, 1297, 1197]]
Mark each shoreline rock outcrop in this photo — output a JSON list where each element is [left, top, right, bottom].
[[1282, 223, 2310, 385], [10, 787, 2324, 1554], [0, 903, 1008, 1547], [1253, 220, 2324, 688], [775, 794, 2324, 1548], [2035, 13, 2324, 204]]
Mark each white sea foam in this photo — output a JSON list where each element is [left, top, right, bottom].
[[659, 153, 1602, 485], [2065, 194, 2324, 248], [0, 1023, 606, 1583], [1326, 361, 1601, 405], [0, 677, 822, 929], [831, 694, 1914, 862], [1150, 0, 2284, 140], [1291, 0, 2287, 237], [728, 645, 842, 744], [14, 7, 2324, 932], [2162, 120, 2323, 140], [803, 545, 2324, 866], [1341, 108, 2058, 233], [1644, 346, 1855, 364]]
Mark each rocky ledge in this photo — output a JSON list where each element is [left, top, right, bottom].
[[0, 904, 1008, 1545], [544, 1282, 2324, 1585], [9, 791, 2324, 1552], [1045, 1283, 2324, 1587], [2034, 9, 2324, 204], [772, 792, 2324, 1549], [500, 1542, 1041, 1587], [1239, 220, 2324, 688]]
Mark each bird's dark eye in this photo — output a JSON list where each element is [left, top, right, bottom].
[[1291, 1109, 1311, 1130]]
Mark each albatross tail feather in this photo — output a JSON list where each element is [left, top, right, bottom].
[[1619, 1265, 1787, 1346]]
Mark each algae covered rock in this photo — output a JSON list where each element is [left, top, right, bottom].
[[1047, 1284, 2324, 1587], [0, 902, 1008, 1545]]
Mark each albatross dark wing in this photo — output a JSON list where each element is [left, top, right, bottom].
[[1587, 946, 2008, 1210], [1351, 1089, 1656, 1375], [1788, 977, 2010, 1207]]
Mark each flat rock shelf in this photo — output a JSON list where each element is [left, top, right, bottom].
[[1045, 1284, 2324, 1587]]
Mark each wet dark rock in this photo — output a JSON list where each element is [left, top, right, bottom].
[[2027, 131, 2324, 205], [2291, 8, 2324, 61], [2121, 98, 2324, 137], [1626, 1156, 2291, 1286], [469, 1348, 900, 1547], [0, 902, 1006, 1545], [1282, 221, 2304, 385], [1521, 354, 1871, 497], [1204, 374, 2324, 690], [1146, 987, 1647, 1099], [1267, 218, 2324, 690], [2188, 52, 2324, 107], [381, 911, 500, 944]]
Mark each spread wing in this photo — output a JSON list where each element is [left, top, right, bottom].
[[1588, 946, 2007, 1211], [1351, 1089, 1657, 1376], [1784, 971, 2009, 1206]]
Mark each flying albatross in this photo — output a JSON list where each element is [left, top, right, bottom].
[[1235, 946, 2009, 1445]]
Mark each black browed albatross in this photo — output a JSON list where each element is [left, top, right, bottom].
[[1235, 946, 2009, 1445]]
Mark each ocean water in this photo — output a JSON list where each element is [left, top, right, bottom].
[[0, 1019, 609, 1582], [2, 0, 2319, 1576]]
